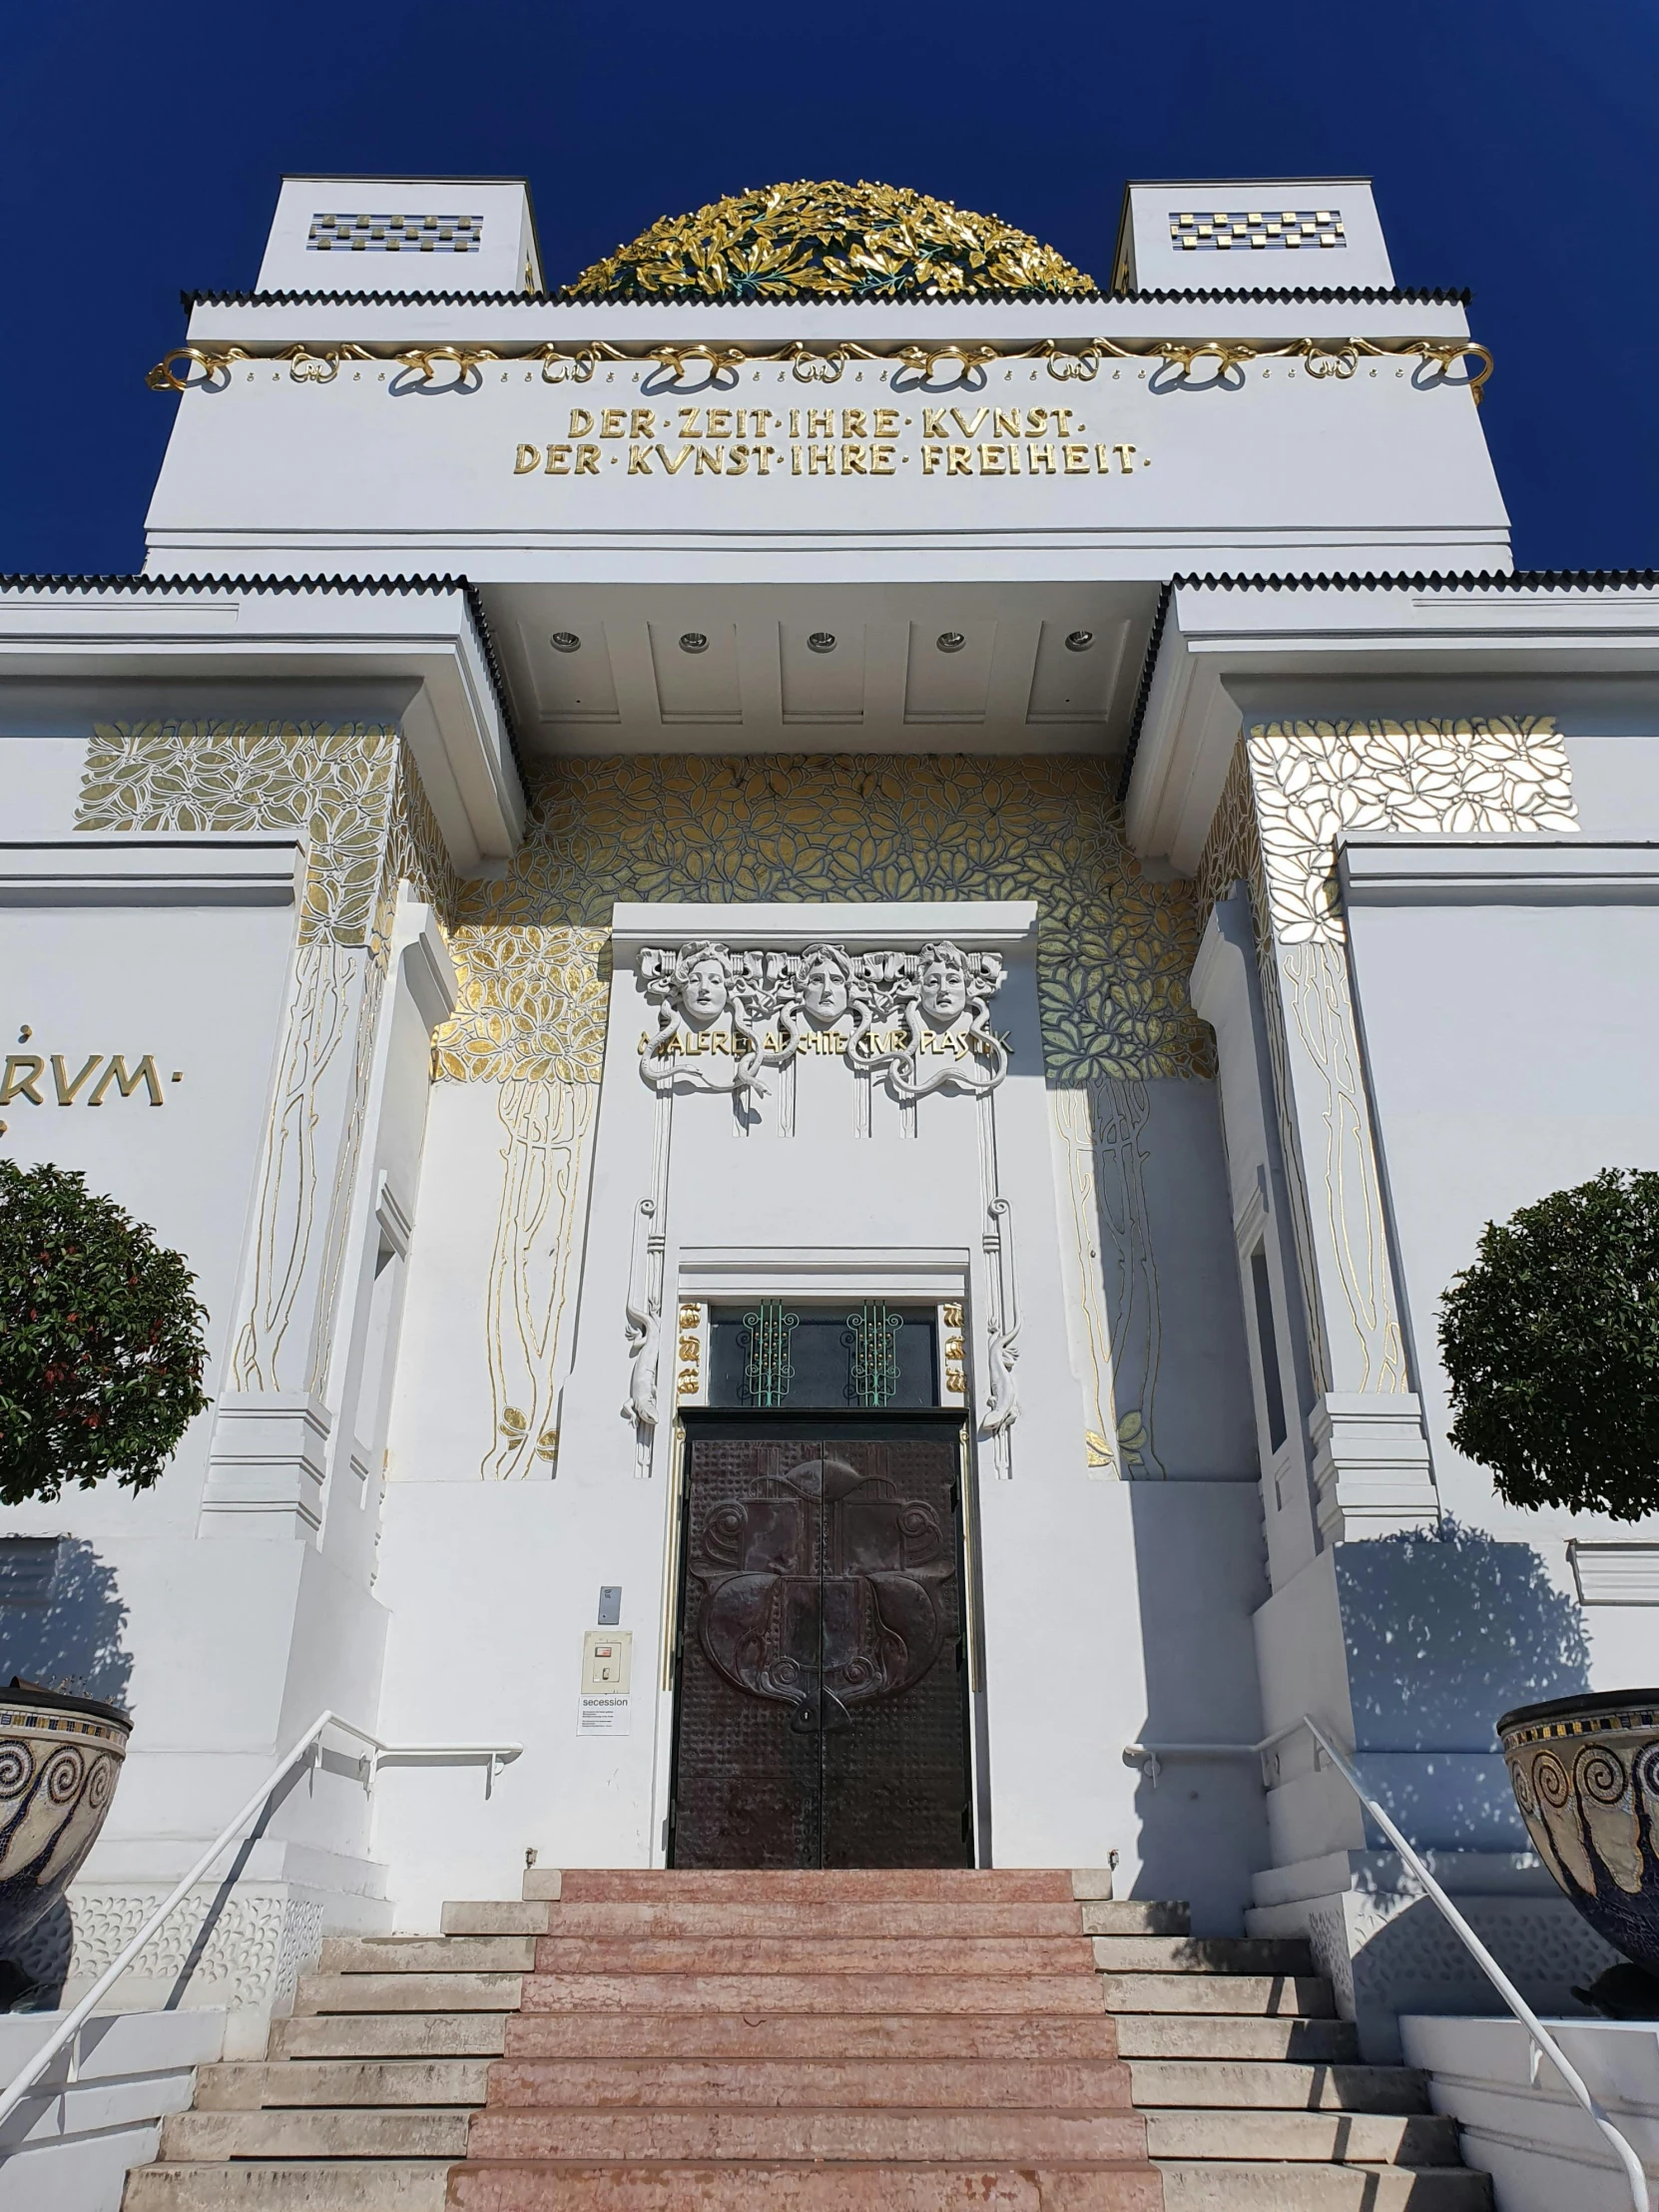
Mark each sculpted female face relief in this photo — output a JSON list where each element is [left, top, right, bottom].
[[918, 948, 969, 1024], [800, 952, 850, 1025], [681, 954, 729, 1027]]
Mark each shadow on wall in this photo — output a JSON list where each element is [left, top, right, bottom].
[[0, 1538, 134, 1712], [1126, 1482, 1272, 1936], [1338, 1520, 1590, 1854]]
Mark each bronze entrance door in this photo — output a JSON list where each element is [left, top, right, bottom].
[[670, 1418, 972, 1869]]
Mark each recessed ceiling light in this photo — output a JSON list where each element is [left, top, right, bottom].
[[549, 631, 581, 653], [679, 632, 708, 654], [1065, 630, 1094, 652], [936, 631, 966, 654], [808, 632, 836, 654]]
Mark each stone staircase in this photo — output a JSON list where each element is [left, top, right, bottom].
[[126, 1869, 1491, 2209]]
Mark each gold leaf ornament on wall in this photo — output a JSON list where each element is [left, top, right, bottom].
[[433, 755, 1214, 1087]]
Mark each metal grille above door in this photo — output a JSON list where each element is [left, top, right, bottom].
[[709, 1305, 937, 1408], [671, 1422, 971, 1869]]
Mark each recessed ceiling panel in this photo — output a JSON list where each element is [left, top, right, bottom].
[[780, 622, 865, 724], [902, 622, 996, 725], [517, 619, 621, 725], [1025, 618, 1126, 726], [647, 622, 742, 724]]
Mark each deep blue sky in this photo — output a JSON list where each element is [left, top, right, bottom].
[[3, 0, 1654, 576]]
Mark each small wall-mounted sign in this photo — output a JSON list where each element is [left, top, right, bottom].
[[578, 1627, 633, 1737]]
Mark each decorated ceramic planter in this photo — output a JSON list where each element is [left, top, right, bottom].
[[1498, 1689, 1659, 1973], [0, 1680, 130, 1982]]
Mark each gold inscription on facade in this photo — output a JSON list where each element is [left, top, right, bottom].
[[634, 1027, 1004, 1060], [0, 1053, 170, 1108], [512, 400, 1148, 483]]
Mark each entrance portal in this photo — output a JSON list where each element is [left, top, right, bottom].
[[671, 1417, 972, 1869]]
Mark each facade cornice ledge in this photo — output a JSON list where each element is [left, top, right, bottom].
[[183, 282, 1472, 310], [1126, 574, 1659, 873], [0, 834, 302, 906], [1339, 835, 1659, 905], [0, 574, 524, 870], [610, 899, 1039, 955], [179, 292, 1474, 350]]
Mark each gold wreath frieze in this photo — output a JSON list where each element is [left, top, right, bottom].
[[148, 333, 1494, 400]]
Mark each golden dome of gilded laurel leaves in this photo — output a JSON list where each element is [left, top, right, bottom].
[[567, 180, 1094, 300]]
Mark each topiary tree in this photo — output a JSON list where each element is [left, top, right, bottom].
[[0, 1160, 210, 1508], [1439, 1168, 1659, 1521]]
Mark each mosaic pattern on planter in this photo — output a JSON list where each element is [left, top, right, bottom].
[[1500, 1692, 1659, 1975], [0, 1687, 130, 1967]]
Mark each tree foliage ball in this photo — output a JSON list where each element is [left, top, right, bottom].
[[0, 1159, 210, 1507], [1439, 1168, 1659, 1522]]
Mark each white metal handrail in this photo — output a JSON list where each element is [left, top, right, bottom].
[[1302, 1713, 1651, 2212], [0, 1708, 523, 2139], [1122, 1719, 1306, 1786]]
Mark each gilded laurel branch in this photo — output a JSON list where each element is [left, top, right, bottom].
[[568, 180, 1093, 301]]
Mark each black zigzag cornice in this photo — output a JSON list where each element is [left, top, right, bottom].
[[1164, 568, 1659, 591], [1114, 568, 1659, 799], [179, 281, 1474, 311], [1118, 584, 1174, 806], [0, 571, 527, 802]]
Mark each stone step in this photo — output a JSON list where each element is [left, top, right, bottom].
[[1157, 2164, 1491, 2209], [1127, 2059, 1430, 2112], [467, 2109, 1150, 2161], [1090, 1936, 1315, 1975], [549, 1871, 1087, 1904], [1145, 2110, 1461, 2163], [293, 1971, 524, 2014], [126, 2163, 454, 2209], [1097, 1973, 1333, 2017], [274, 2013, 508, 2060], [503, 2012, 1120, 2062], [526, 1902, 1094, 1938], [485, 2056, 1134, 2109], [441, 1901, 554, 1936], [194, 2058, 494, 2109], [448, 2161, 1164, 2210], [519, 1972, 1105, 2015], [1111, 2015, 1360, 2062], [322, 1936, 539, 1973], [532, 1935, 1094, 1975], [1080, 1903, 1191, 1936], [161, 2106, 471, 2161]]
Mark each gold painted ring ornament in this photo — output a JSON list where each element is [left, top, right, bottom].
[[790, 346, 846, 383], [1303, 347, 1358, 381], [150, 331, 1494, 400], [1044, 347, 1100, 382], [538, 347, 599, 383], [146, 344, 251, 391], [648, 344, 748, 384], [399, 344, 500, 385]]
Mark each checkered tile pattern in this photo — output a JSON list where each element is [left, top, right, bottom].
[[1169, 208, 1345, 253], [307, 213, 483, 253]]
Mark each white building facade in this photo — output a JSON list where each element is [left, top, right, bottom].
[[1, 172, 1653, 2058]]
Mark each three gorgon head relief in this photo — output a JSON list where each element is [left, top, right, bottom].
[[637, 938, 1007, 1101]]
